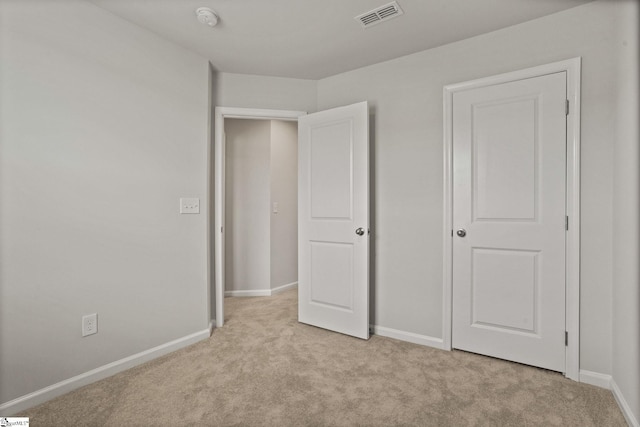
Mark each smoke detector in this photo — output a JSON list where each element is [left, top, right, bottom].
[[355, 1, 404, 28], [195, 7, 219, 27]]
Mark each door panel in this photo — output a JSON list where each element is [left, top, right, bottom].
[[472, 248, 539, 333], [298, 101, 369, 339], [310, 122, 353, 219], [310, 241, 354, 310], [473, 98, 538, 221], [452, 72, 566, 372]]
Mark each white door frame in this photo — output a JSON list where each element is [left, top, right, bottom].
[[213, 107, 307, 328], [442, 58, 582, 380]]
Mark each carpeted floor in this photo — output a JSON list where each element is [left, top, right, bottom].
[[22, 288, 626, 426]]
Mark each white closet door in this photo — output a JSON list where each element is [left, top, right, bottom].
[[452, 73, 567, 371]]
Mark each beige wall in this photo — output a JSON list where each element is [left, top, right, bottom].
[[224, 119, 272, 292], [612, 0, 640, 423], [270, 120, 299, 290], [317, 0, 619, 375], [213, 72, 317, 113], [0, 0, 210, 404]]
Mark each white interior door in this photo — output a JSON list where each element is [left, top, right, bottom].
[[298, 101, 369, 339], [452, 72, 567, 371]]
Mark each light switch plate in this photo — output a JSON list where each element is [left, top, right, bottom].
[[180, 198, 200, 214]]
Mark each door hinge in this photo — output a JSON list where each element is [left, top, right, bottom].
[[221, 226, 224, 233], [565, 331, 568, 346], [566, 99, 570, 116], [565, 216, 569, 231]]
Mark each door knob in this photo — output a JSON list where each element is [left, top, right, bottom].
[[456, 229, 467, 237], [355, 227, 365, 236]]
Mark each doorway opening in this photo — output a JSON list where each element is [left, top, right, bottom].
[[214, 102, 371, 340], [213, 107, 306, 327], [224, 118, 298, 299]]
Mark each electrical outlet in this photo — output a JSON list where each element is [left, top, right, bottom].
[[180, 197, 200, 214], [82, 313, 98, 337]]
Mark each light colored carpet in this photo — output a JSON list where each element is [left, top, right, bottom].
[[22, 289, 626, 426]]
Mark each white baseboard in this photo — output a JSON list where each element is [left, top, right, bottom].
[[579, 370, 639, 426], [225, 282, 297, 298], [225, 289, 271, 297], [579, 369, 612, 389], [611, 378, 640, 427], [371, 324, 446, 350], [271, 281, 298, 295], [0, 327, 211, 416]]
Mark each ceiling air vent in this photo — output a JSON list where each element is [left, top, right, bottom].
[[355, 1, 404, 28]]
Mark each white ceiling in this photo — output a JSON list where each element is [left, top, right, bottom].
[[88, 0, 594, 80]]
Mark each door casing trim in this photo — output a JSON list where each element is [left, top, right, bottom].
[[213, 107, 307, 328], [442, 58, 582, 380]]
